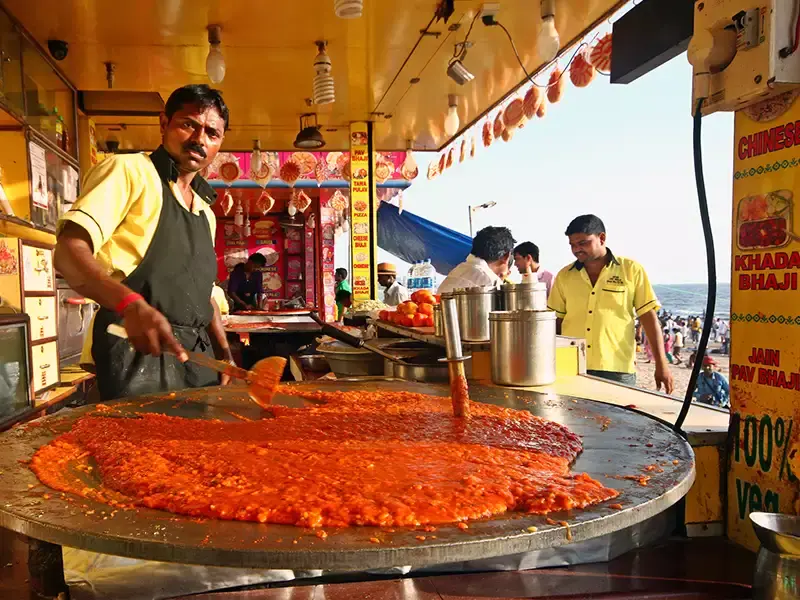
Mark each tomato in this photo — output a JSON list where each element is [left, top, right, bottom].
[[400, 315, 415, 328], [434, 294, 441, 304], [411, 313, 428, 327], [413, 290, 435, 305], [378, 310, 389, 321], [397, 301, 418, 315], [418, 302, 434, 316]]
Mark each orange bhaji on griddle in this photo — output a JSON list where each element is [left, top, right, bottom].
[[30, 389, 618, 528]]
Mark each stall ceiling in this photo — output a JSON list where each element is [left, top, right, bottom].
[[3, 0, 624, 151]]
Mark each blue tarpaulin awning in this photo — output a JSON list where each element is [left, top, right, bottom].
[[377, 202, 471, 274]]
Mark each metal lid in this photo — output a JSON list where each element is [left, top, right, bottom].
[[501, 282, 546, 292], [432, 304, 442, 313], [489, 309, 556, 322]]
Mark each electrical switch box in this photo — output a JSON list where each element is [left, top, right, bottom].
[[688, 0, 800, 115]]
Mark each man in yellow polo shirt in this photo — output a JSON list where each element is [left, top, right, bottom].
[[548, 214, 673, 393], [54, 84, 233, 400]]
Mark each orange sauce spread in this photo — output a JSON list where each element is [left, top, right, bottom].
[[30, 388, 618, 528]]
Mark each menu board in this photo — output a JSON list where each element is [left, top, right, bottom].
[[305, 216, 316, 305], [349, 122, 373, 301], [727, 90, 800, 550], [319, 193, 337, 322]]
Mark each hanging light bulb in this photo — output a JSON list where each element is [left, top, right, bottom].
[[444, 94, 460, 137], [250, 140, 262, 173], [312, 41, 335, 105], [537, 0, 560, 63], [334, 0, 363, 19], [342, 217, 350, 234], [288, 200, 298, 217], [233, 197, 243, 227], [206, 25, 226, 84]]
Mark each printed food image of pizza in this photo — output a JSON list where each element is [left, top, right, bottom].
[[353, 222, 369, 234], [291, 152, 318, 176], [744, 89, 800, 123], [354, 200, 368, 212]]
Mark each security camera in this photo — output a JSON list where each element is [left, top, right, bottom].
[[47, 40, 69, 61]]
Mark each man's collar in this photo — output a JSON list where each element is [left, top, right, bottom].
[[570, 248, 619, 271], [150, 145, 217, 205]]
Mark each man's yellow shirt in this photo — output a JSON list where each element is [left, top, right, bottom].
[[547, 250, 660, 374]]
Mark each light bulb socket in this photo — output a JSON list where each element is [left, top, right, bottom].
[[448, 94, 458, 109], [207, 24, 222, 45], [540, 0, 556, 19]]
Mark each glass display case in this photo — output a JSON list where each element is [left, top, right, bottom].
[[0, 314, 33, 428], [0, 8, 24, 117], [21, 37, 76, 158], [27, 131, 79, 232]]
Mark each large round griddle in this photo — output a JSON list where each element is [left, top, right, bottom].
[[0, 380, 694, 571]]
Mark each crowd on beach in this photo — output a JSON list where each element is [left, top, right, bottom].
[[635, 310, 731, 409]]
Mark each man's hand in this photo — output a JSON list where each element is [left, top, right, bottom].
[[655, 362, 674, 395], [122, 299, 187, 361], [219, 353, 236, 385]]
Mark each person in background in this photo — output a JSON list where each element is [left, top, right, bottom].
[[211, 281, 229, 317], [438, 226, 515, 294], [335, 289, 352, 322], [335, 267, 351, 295], [664, 329, 674, 364], [228, 253, 266, 311], [548, 214, 674, 393], [378, 262, 410, 306], [513, 241, 554, 295], [672, 327, 684, 365], [691, 315, 702, 343], [694, 356, 730, 408]]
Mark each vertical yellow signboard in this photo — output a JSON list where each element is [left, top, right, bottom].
[[729, 90, 800, 549], [349, 122, 374, 301]]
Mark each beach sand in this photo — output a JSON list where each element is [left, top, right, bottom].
[[634, 343, 730, 399]]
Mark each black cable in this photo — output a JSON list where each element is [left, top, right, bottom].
[[493, 20, 594, 89], [673, 98, 717, 434]]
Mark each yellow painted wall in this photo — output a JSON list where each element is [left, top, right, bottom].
[[686, 445, 724, 524], [470, 345, 578, 381], [0, 130, 30, 219]]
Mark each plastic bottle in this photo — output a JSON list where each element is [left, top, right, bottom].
[[53, 107, 64, 148], [406, 263, 415, 290], [37, 103, 52, 139], [420, 259, 435, 291], [410, 261, 422, 291]]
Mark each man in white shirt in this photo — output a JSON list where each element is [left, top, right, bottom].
[[378, 262, 410, 306], [438, 226, 515, 294]]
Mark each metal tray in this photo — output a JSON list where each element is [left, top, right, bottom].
[[0, 381, 694, 571]]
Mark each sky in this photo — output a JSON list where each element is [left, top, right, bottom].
[[378, 56, 735, 285]]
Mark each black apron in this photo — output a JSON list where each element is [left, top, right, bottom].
[[92, 147, 219, 401]]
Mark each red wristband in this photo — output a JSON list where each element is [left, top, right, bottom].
[[115, 293, 144, 315]]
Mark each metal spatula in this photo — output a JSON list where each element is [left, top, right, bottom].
[[106, 323, 286, 407]]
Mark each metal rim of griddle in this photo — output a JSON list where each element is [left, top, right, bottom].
[[0, 381, 695, 571]]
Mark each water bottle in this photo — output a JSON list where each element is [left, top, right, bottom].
[[410, 261, 422, 291], [421, 259, 435, 291]]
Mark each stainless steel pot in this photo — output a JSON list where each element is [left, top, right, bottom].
[[454, 286, 496, 342], [489, 310, 557, 386], [499, 282, 547, 312]]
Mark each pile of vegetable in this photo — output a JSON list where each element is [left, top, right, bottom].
[[378, 290, 439, 328]]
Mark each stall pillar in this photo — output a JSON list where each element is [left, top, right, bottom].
[[727, 95, 800, 550], [349, 122, 378, 301]]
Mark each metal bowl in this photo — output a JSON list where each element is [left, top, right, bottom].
[[296, 354, 329, 373]]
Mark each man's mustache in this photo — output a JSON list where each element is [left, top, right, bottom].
[[184, 143, 207, 158]]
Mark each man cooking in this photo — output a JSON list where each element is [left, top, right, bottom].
[[547, 215, 674, 393], [54, 84, 233, 401], [378, 262, 410, 306], [227, 253, 267, 311], [438, 226, 515, 294], [513, 241, 554, 295]]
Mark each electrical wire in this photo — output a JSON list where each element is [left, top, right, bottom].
[[453, 10, 481, 58], [492, 20, 595, 89], [673, 98, 717, 434]]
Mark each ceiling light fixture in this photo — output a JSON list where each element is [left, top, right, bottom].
[[447, 45, 475, 85], [104, 62, 115, 89], [537, 0, 560, 63], [206, 25, 226, 84], [444, 94, 460, 136], [312, 41, 335, 105], [294, 113, 326, 149], [334, 0, 363, 19]]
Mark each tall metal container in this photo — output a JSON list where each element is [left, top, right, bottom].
[[489, 310, 557, 386], [498, 282, 548, 312], [453, 286, 496, 342]]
